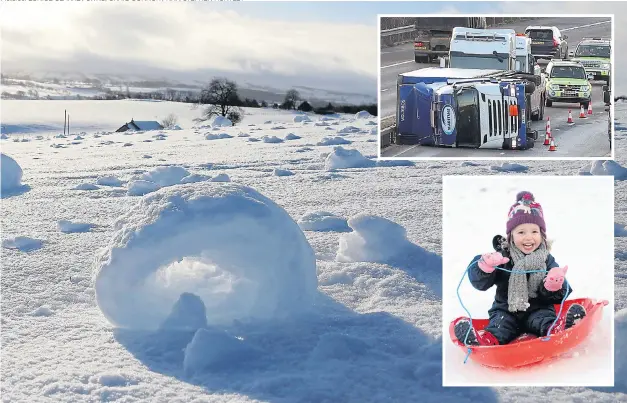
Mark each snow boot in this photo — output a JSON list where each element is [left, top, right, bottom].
[[454, 319, 499, 346], [565, 303, 586, 329], [552, 303, 587, 334]]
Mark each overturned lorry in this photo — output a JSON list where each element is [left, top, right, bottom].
[[395, 67, 540, 149]]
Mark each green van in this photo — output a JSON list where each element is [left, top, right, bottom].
[[544, 60, 592, 109]]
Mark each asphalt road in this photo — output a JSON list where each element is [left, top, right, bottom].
[[379, 17, 612, 158]]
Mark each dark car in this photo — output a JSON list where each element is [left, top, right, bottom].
[[524, 26, 568, 60]]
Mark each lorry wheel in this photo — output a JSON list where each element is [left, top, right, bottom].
[[415, 55, 420, 63], [524, 81, 536, 94]]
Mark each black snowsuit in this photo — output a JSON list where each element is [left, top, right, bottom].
[[468, 252, 572, 345]]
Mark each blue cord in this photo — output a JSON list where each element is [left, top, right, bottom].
[[456, 259, 570, 364]]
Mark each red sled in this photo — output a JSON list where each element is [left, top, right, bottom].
[[449, 298, 609, 369]]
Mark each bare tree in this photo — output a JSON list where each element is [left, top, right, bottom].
[[199, 78, 243, 123], [283, 89, 301, 110], [160, 113, 178, 129]]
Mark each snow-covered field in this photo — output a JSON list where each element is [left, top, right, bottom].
[[2, 99, 627, 402]]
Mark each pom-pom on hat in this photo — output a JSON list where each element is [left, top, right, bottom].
[[506, 191, 546, 234]]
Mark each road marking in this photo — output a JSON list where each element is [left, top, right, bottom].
[[381, 88, 390, 92], [561, 20, 611, 32], [381, 60, 414, 69]]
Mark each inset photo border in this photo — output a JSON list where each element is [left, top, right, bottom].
[[378, 14, 614, 161], [441, 175, 614, 387]]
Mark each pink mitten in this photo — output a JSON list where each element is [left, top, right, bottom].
[[478, 252, 510, 273], [544, 266, 568, 292]]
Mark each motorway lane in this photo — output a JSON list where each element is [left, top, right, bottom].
[[380, 16, 612, 119]]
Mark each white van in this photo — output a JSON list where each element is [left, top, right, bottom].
[[448, 27, 516, 71]]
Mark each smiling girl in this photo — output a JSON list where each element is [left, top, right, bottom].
[[454, 191, 587, 346]]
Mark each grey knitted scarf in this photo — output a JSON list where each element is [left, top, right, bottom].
[[507, 242, 549, 312]]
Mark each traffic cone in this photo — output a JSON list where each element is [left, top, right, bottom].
[[567, 110, 574, 123], [579, 105, 586, 118], [543, 131, 551, 145], [545, 117, 551, 137], [548, 137, 557, 151], [588, 101, 593, 115]]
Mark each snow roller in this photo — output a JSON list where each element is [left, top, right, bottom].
[[449, 298, 609, 369]]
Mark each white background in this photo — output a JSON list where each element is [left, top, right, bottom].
[[442, 175, 615, 386]]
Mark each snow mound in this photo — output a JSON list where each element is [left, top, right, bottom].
[[180, 174, 210, 184], [616, 223, 627, 237], [337, 126, 361, 134], [285, 133, 301, 140], [317, 137, 351, 146], [325, 147, 375, 170], [271, 126, 287, 130], [369, 127, 378, 135], [160, 292, 207, 331], [94, 182, 318, 329], [237, 132, 250, 137], [211, 116, 233, 127], [205, 132, 233, 140], [91, 373, 138, 387], [123, 142, 133, 147], [580, 160, 627, 180], [337, 214, 439, 267], [248, 137, 261, 142], [58, 220, 93, 233], [2, 236, 43, 252], [73, 183, 100, 191], [298, 211, 351, 232], [97, 176, 123, 187], [490, 163, 528, 173], [135, 166, 190, 187], [1, 153, 23, 192], [274, 168, 294, 177], [461, 161, 481, 167], [296, 147, 313, 153], [315, 122, 330, 127], [263, 136, 284, 144], [293, 115, 311, 123], [31, 305, 54, 316], [183, 327, 261, 375], [354, 111, 373, 119], [127, 180, 160, 196], [321, 115, 340, 121], [1, 133, 8, 139], [211, 173, 231, 182], [365, 120, 377, 126]]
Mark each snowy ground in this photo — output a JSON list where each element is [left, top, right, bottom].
[[2, 99, 627, 402]]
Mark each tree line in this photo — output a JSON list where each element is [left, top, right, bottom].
[[0, 74, 377, 125]]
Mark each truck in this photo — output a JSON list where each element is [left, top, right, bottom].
[[447, 27, 516, 71], [394, 67, 540, 149], [414, 17, 487, 63], [444, 29, 544, 122], [513, 33, 546, 122]]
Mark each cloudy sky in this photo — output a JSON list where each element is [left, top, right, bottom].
[[0, 1, 624, 95]]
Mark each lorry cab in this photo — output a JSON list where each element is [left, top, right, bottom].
[[448, 27, 516, 71]]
